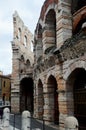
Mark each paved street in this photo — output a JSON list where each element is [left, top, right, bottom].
[[9, 114, 59, 130]]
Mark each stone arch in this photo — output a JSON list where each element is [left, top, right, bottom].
[[45, 75, 59, 124], [39, 0, 57, 21], [66, 68, 86, 129], [44, 3, 56, 22], [20, 77, 33, 113], [64, 60, 86, 80], [37, 79, 44, 119], [43, 8, 56, 53]]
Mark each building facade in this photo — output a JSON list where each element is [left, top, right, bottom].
[[11, 0, 86, 130], [11, 11, 34, 113], [0, 74, 11, 107], [33, 0, 86, 129]]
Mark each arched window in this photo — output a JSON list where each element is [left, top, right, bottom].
[[24, 35, 27, 47], [26, 59, 30, 69], [43, 9, 56, 53], [20, 55, 25, 73], [21, 55, 24, 62], [18, 28, 21, 41]]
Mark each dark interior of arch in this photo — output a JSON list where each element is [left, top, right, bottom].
[[67, 68, 86, 128], [73, 18, 86, 34], [48, 75, 59, 124], [20, 77, 33, 113], [45, 9, 56, 26], [72, 0, 86, 14], [70, 68, 86, 128], [74, 68, 86, 90], [38, 79, 44, 119]]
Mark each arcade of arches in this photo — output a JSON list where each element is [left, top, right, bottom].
[[11, 0, 86, 130], [35, 76, 59, 124], [34, 67, 86, 129]]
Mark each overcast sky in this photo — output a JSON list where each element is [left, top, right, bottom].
[[0, 0, 44, 75]]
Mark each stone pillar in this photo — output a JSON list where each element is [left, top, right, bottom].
[[43, 84, 48, 122], [36, 42, 43, 61], [64, 116, 79, 130], [22, 111, 31, 130], [43, 84, 54, 124], [56, 0, 72, 49], [34, 83, 39, 118], [11, 41, 20, 113], [3, 108, 10, 130], [57, 78, 74, 129]]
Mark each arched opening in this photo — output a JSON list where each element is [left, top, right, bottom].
[[43, 9, 56, 53], [26, 59, 30, 69], [66, 68, 86, 129], [38, 79, 44, 119], [20, 55, 25, 73], [47, 75, 59, 124], [24, 35, 27, 47], [18, 28, 21, 41], [20, 77, 33, 113]]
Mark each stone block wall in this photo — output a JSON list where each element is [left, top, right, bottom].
[[11, 11, 34, 113], [34, 0, 86, 129]]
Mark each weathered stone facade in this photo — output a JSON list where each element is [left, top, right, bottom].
[[11, 11, 34, 113], [11, 0, 86, 130], [34, 0, 86, 130]]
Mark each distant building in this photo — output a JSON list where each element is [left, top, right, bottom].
[[11, 11, 34, 113], [0, 74, 11, 107]]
